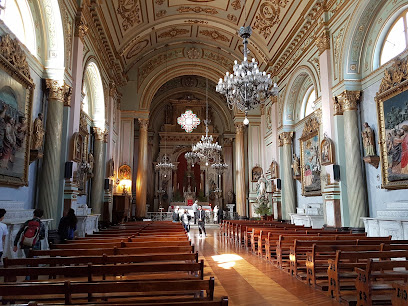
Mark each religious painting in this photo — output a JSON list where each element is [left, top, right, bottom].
[[376, 57, 408, 189], [0, 35, 33, 186], [71, 132, 83, 162], [300, 115, 321, 196], [251, 166, 263, 182], [320, 135, 335, 166], [118, 164, 132, 180], [269, 160, 279, 179]]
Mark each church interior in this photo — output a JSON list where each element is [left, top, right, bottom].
[[1, 0, 408, 305]]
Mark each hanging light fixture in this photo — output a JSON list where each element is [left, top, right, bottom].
[[185, 151, 200, 167], [216, 25, 278, 125], [156, 44, 176, 179], [192, 79, 221, 163]]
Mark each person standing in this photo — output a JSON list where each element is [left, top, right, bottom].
[[58, 208, 78, 243], [172, 206, 180, 222], [0, 209, 8, 261], [197, 205, 206, 237], [13, 208, 45, 257], [213, 205, 219, 224], [192, 200, 198, 224], [181, 209, 191, 232]]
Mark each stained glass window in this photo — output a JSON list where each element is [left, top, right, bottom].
[[177, 110, 200, 133]]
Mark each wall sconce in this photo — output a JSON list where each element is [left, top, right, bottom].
[[120, 179, 132, 195]]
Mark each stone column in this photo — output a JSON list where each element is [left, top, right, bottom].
[[38, 80, 66, 228], [235, 123, 246, 217], [135, 118, 149, 218], [90, 128, 106, 216], [340, 91, 367, 228], [279, 132, 296, 219]]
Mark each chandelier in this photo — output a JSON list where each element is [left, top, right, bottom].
[[216, 26, 278, 125], [192, 79, 221, 164], [185, 151, 200, 166], [211, 160, 228, 175]]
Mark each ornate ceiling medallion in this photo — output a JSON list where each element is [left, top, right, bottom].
[[117, 0, 141, 31], [253, 0, 288, 39], [158, 28, 189, 39], [177, 110, 201, 133], [200, 30, 229, 42], [177, 6, 218, 14]]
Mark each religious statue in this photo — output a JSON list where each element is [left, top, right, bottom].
[[227, 190, 234, 204], [362, 122, 376, 157], [292, 154, 300, 176], [107, 158, 114, 177], [256, 174, 268, 202], [31, 113, 44, 150], [88, 152, 94, 175]]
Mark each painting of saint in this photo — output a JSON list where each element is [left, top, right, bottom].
[[382, 90, 408, 182], [301, 134, 321, 196]]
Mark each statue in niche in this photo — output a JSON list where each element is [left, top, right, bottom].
[[256, 174, 268, 202], [107, 158, 114, 177], [362, 122, 376, 157], [88, 152, 94, 176], [292, 154, 301, 176], [31, 113, 44, 150], [227, 190, 234, 204], [165, 104, 173, 124]]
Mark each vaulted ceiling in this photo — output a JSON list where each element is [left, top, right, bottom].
[[97, 0, 317, 74]]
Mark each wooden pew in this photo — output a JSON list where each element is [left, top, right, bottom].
[[0, 278, 215, 304], [30, 245, 195, 257], [355, 260, 408, 306], [328, 249, 408, 303], [70, 236, 189, 243], [392, 282, 408, 306], [0, 261, 205, 282], [51, 240, 191, 249]]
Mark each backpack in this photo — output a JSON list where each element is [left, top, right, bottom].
[[21, 219, 41, 247]]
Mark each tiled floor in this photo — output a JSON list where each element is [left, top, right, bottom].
[[188, 225, 340, 306]]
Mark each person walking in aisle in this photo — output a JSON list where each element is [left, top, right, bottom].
[[197, 205, 206, 237], [181, 209, 191, 232], [192, 200, 198, 224]]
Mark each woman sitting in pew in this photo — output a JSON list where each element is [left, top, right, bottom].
[[58, 208, 78, 243]]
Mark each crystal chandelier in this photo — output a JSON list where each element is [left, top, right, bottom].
[[185, 151, 200, 166], [155, 155, 176, 179], [192, 79, 221, 164], [216, 26, 278, 125], [211, 160, 228, 175]]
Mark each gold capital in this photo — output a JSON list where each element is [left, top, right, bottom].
[[138, 118, 149, 130], [93, 127, 105, 141], [75, 12, 88, 42], [45, 79, 65, 101], [316, 31, 330, 56], [279, 131, 294, 146], [340, 90, 361, 111], [64, 84, 72, 107], [235, 122, 244, 134]]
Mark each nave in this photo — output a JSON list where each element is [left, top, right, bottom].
[[189, 225, 338, 306]]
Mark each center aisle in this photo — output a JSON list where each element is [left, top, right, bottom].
[[188, 225, 339, 306]]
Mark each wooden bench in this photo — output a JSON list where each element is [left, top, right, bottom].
[[355, 260, 408, 306], [70, 236, 189, 243], [30, 245, 195, 257], [392, 281, 408, 306], [0, 278, 215, 304], [51, 240, 192, 249], [0, 260, 205, 283], [328, 249, 408, 303]]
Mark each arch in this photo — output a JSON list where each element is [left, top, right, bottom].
[[282, 65, 318, 126], [83, 61, 105, 129], [301, 86, 316, 120]]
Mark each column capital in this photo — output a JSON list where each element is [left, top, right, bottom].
[[74, 12, 88, 42], [64, 84, 72, 107], [340, 90, 361, 111], [138, 118, 149, 130], [316, 30, 330, 56], [93, 127, 106, 141], [279, 131, 294, 146], [235, 122, 245, 134], [45, 79, 65, 101]]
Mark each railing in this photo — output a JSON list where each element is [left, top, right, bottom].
[[146, 212, 173, 221]]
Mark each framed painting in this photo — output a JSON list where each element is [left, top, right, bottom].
[[0, 35, 34, 186], [269, 160, 279, 179], [251, 166, 263, 182], [300, 115, 321, 196], [376, 57, 408, 189], [320, 135, 335, 166]]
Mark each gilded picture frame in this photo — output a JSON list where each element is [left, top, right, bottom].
[[269, 160, 279, 179], [0, 35, 34, 186], [320, 135, 335, 166], [300, 115, 321, 196], [375, 57, 408, 189], [251, 166, 263, 182]]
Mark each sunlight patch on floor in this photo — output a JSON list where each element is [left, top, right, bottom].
[[212, 254, 243, 269]]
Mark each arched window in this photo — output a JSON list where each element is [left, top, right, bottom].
[[302, 86, 315, 119], [1, 0, 36, 56], [83, 62, 105, 129], [380, 9, 408, 65], [82, 82, 90, 116]]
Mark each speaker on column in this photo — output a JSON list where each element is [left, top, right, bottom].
[[104, 179, 110, 190], [277, 179, 281, 190], [333, 165, 340, 181], [64, 162, 73, 179]]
